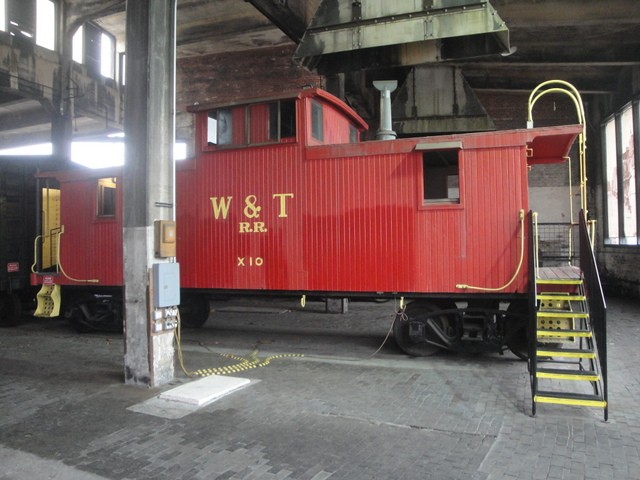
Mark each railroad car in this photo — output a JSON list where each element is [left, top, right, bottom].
[[30, 87, 582, 356], [0, 157, 39, 326]]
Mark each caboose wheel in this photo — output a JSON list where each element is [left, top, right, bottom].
[[178, 293, 210, 328], [505, 300, 529, 360], [393, 301, 449, 356], [64, 293, 123, 333], [0, 293, 21, 327]]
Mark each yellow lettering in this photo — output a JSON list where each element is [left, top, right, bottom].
[[210, 196, 232, 220], [237, 256, 263, 267], [239, 221, 268, 233], [243, 195, 261, 219], [252, 222, 267, 232], [272, 193, 294, 218]]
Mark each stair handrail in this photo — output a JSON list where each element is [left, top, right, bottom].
[[532, 212, 540, 276], [578, 209, 608, 420], [527, 210, 538, 414], [527, 80, 588, 221]]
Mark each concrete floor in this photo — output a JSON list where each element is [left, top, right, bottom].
[[0, 295, 639, 479]]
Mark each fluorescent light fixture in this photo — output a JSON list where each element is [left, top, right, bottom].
[[0, 141, 188, 169]]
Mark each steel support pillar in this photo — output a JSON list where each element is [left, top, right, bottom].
[[123, 0, 177, 387]]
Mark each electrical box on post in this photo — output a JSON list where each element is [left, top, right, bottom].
[[154, 220, 176, 258], [152, 262, 180, 308]]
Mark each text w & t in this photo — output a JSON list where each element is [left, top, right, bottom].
[[209, 193, 295, 268]]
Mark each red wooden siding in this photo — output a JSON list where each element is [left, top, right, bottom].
[[57, 178, 123, 286], [33, 87, 581, 300], [178, 133, 537, 295]]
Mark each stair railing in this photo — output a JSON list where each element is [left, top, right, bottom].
[[579, 210, 608, 420], [528, 210, 538, 414]]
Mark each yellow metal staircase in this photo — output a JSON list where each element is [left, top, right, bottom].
[[526, 83, 607, 419], [531, 274, 607, 414]]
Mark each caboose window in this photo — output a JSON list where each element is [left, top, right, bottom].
[[205, 100, 296, 149], [422, 148, 460, 204], [311, 100, 323, 141], [282, 100, 296, 138], [97, 177, 117, 217], [207, 108, 233, 146], [349, 125, 358, 143]]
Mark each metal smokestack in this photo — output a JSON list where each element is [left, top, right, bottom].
[[374, 80, 398, 141]]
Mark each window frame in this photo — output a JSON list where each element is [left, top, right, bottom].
[[417, 141, 463, 209], [96, 177, 117, 219], [602, 98, 640, 247], [72, 21, 116, 80], [202, 99, 298, 151], [311, 100, 324, 142]]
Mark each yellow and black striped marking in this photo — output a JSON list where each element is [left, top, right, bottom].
[[193, 350, 304, 377]]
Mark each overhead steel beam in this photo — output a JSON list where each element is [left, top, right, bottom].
[[294, 0, 511, 74], [246, 0, 307, 42]]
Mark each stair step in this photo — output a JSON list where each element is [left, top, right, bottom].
[[534, 391, 606, 408], [537, 329, 592, 338], [34, 284, 61, 318], [536, 368, 600, 381], [537, 294, 586, 302], [537, 347, 596, 359], [537, 310, 589, 318], [536, 278, 583, 285]]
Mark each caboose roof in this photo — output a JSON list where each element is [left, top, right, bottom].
[[307, 123, 583, 165], [418, 124, 583, 165]]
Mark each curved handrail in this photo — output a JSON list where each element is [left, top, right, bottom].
[[526, 80, 588, 220]]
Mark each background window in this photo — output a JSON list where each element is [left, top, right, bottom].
[[603, 100, 639, 246], [2, 0, 55, 49], [72, 22, 116, 79], [6, 0, 35, 40], [0, 0, 5, 32], [35, 0, 54, 50]]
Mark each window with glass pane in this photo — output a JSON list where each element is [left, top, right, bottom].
[[97, 178, 117, 217], [603, 101, 639, 246], [36, 0, 55, 50], [620, 105, 637, 243], [423, 149, 460, 204], [605, 118, 619, 244], [311, 101, 323, 141]]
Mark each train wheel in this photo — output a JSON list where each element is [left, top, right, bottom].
[[393, 301, 447, 356], [0, 293, 21, 327], [178, 293, 210, 328], [65, 293, 123, 333], [505, 300, 529, 360]]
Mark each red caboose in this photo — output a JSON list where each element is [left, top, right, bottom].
[[31, 88, 581, 356]]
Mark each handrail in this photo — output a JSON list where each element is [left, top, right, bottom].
[[527, 210, 538, 414], [579, 210, 608, 420], [456, 209, 526, 291], [536, 222, 579, 266], [32, 226, 99, 284], [532, 212, 539, 275], [527, 80, 588, 220]]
